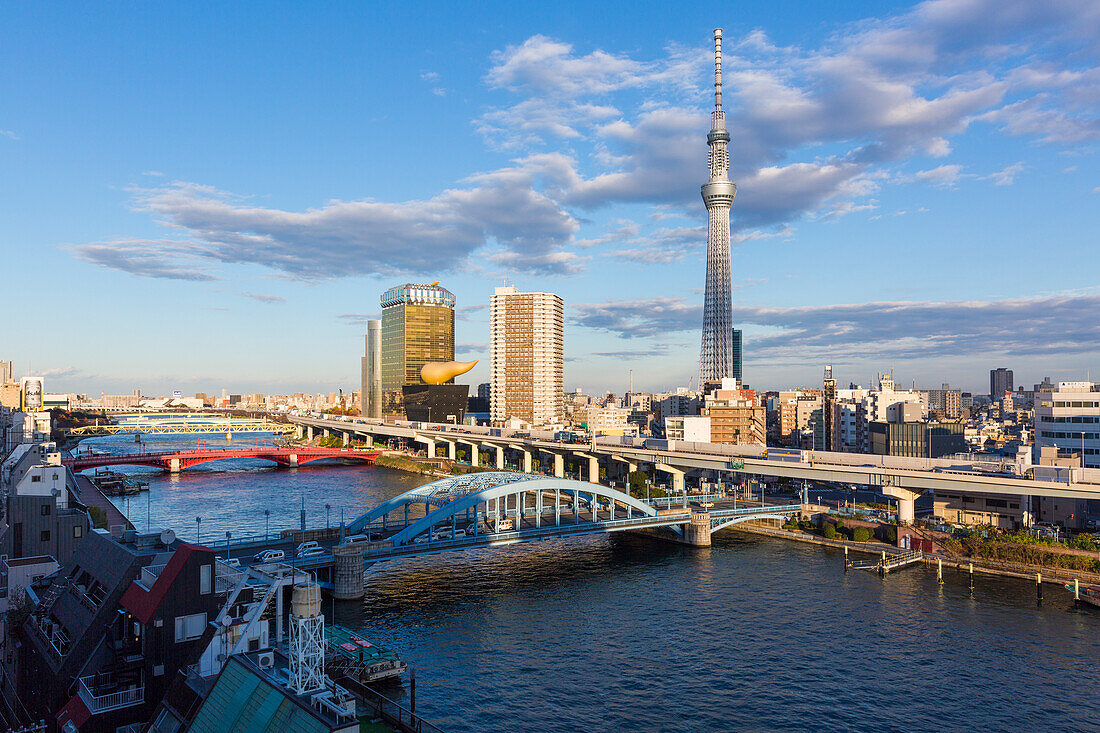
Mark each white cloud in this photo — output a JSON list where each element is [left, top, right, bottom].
[[572, 293, 1100, 362], [915, 164, 964, 187]]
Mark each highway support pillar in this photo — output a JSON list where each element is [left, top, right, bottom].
[[323, 428, 331, 439], [423, 437, 436, 458], [307, 426, 315, 442], [512, 444, 534, 473], [549, 451, 565, 478], [573, 453, 600, 484], [295, 425, 304, 440], [488, 445, 504, 470], [883, 486, 921, 525], [656, 462, 685, 494], [468, 442, 479, 467], [1020, 494, 1034, 528], [342, 431, 350, 447]]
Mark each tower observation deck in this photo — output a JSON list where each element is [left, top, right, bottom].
[[699, 28, 738, 382]]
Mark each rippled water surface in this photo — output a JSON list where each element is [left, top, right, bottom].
[[92, 434, 1100, 732]]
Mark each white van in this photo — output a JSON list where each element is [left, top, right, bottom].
[[297, 546, 325, 560], [296, 540, 321, 555], [254, 549, 285, 563], [340, 534, 370, 546]]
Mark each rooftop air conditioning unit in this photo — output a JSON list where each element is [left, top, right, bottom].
[[258, 651, 275, 669]]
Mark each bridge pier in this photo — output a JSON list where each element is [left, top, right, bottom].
[[169, 458, 181, 474], [288, 453, 299, 468], [679, 511, 712, 547], [333, 545, 365, 600]]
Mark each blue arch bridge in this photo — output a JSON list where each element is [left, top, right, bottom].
[[217, 472, 802, 597]]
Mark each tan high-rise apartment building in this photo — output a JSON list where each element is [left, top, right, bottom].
[[380, 283, 455, 415], [490, 287, 563, 427]]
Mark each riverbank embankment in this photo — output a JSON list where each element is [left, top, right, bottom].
[[733, 522, 1100, 586]]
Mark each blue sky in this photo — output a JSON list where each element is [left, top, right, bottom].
[[2, 0, 1098, 397]]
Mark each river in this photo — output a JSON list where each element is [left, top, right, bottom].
[[86, 434, 1100, 732]]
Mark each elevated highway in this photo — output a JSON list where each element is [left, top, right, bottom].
[[288, 415, 1100, 523]]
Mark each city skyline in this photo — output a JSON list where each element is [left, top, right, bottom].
[[3, 1, 1099, 395]]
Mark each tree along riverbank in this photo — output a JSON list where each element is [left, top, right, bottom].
[[735, 522, 1100, 586]]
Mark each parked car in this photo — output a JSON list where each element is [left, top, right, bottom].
[[340, 534, 371, 546], [253, 549, 285, 563], [221, 557, 241, 569], [297, 546, 325, 559], [296, 540, 321, 555]]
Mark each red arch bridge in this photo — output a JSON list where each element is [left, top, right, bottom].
[[63, 447, 381, 473]]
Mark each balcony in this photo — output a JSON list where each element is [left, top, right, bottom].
[[78, 672, 144, 714]]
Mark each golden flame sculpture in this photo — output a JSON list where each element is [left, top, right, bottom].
[[420, 360, 478, 385]]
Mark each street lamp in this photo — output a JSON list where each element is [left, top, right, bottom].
[[226, 531, 232, 561], [264, 509, 270, 541], [196, 516, 202, 544], [326, 504, 331, 530]]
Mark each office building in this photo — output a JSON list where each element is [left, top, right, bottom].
[[490, 286, 564, 427], [990, 368, 1014, 401], [0, 360, 12, 385], [1033, 381, 1100, 468], [379, 283, 455, 415], [361, 319, 382, 419], [869, 421, 966, 458]]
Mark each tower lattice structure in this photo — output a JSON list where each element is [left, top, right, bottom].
[[699, 28, 738, 383]]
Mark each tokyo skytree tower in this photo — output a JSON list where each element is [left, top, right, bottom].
[[699, 28, 737, 383]]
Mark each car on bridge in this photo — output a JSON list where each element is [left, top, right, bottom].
[[340, 534, 371, 546], [254, 549, 285, 562], [297, 546, 326, 560], [296, 540, 321, 555]]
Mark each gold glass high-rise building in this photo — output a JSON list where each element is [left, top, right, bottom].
[[380, 283, 456, 415]]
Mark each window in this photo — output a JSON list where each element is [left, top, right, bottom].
[[40, 530, 50, 542], [31, 475, 41, 483], [174, 612, 207, 642], [199, 564, 212, 595], [73, 525, 83, 539], [41, 505, 51, 516]]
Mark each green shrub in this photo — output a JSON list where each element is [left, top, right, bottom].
[[834, 518, 845, 529], [87, 506, 107, 529], [852, 527, 872, 542], [823, 522, 837, 540], [883, 526, 897, 544]]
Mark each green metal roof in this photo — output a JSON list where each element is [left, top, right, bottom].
[[187, 657, 331, 733]]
